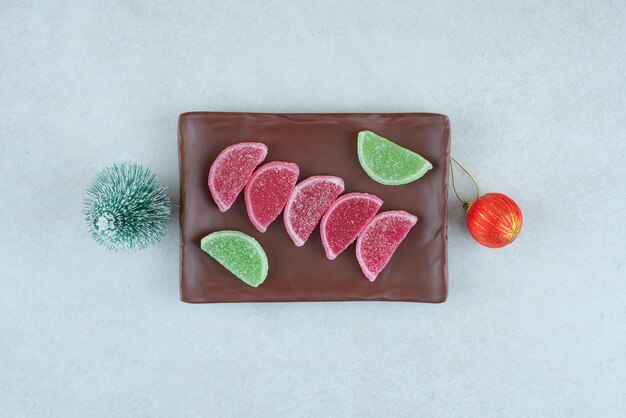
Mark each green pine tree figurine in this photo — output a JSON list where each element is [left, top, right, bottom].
[[84, 162, 172, 252]]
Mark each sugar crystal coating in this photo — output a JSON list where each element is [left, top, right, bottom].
[[245, 161, 300, 232], [320, 192, 383, 260], [209, 142, 268, 212], [284, 176, 345, 246], [356, 211, 417, 281], [357, 130, 432, 185], [200, 230, 268, 287]]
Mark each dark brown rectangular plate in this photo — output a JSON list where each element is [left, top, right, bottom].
[[178, 112, 449, 303]]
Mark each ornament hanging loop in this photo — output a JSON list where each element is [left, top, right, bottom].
[[449, 156, 480, 208]]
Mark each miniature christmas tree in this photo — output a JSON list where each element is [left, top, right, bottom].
[[84, 162, 171, 251]]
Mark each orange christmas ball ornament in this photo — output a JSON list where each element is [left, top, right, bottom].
[[464, 193, 522, 248], [450, 157, 522, 248]]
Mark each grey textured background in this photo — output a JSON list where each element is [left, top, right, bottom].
[[1, 1, 625, 417]]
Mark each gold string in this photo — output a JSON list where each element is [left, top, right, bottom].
[[450, 155, 480, 204]]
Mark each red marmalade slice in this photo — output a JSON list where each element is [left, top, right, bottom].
[[208, 142, 268, 212], [244, 161, 299, 233], [320, 192, 383, 260], [356, 211, 417, 281], [284, 176, 345, 246]]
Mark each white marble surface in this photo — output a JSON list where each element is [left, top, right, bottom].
[[1, 1, 625, 416]]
